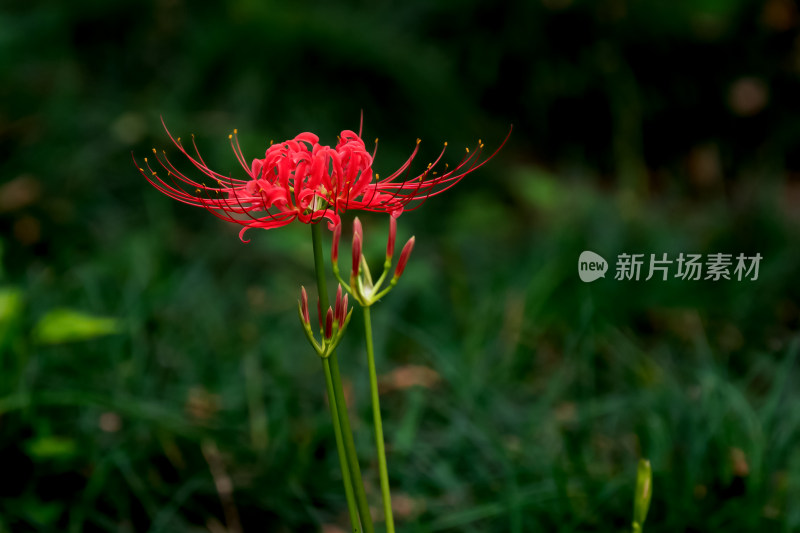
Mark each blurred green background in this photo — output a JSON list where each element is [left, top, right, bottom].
[[2, 0, 800, 531]]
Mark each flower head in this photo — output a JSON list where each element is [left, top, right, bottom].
[[136, 117, 510, 241]]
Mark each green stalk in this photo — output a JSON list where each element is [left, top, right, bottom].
[[363, 306, 395, 532], [321, 358, 360, 532], [311, 223, 375, 533]]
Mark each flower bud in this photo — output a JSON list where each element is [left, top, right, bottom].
[[324, 307, 334, 339], [352, 233, 362, 277], [339, 294, 349, 325], [633, 459, 652, 532], [334, 285, 343, 323], [331, 223, 341, 264], [300, 286, 310, 324], [353, 217, 363, 241], [394, 236, 415, 279], [386, 216, 397, 260]]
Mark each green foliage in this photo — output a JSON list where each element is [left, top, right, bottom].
[[2, 0, 800, 531], [633, 459, 652, 532], [33, 308, 121, 345], [25, 435, 78, 460], [0, 287, 23, 352]]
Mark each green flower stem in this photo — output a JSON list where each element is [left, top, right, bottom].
[[372, 258, 393, 292], [311, 223, 375, 533], [321, 357, 360, 532], [362, 306, 395, 533]]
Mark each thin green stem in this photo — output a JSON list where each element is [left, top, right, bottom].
[[363, 306, 395, 533], [311, 223, 375, 533], [328, 349, 375, 533], [372, 258, 393, 292], [322, 358, 360, 532]]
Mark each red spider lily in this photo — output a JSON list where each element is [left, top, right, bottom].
[[135, 117, 510, 241]]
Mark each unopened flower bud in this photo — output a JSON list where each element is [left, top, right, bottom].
[[394, 236, 415, 279], [339, 294, 349, 324], [300, 286, 310, 324], [353, 217, 363, 241], [334, 285, 343, 323], [633, 459, 652, 532], [386, 216, 397, 260], [324, 307, 334, 339], [352, 233, 362, 276], [331, 223, 341, 264]]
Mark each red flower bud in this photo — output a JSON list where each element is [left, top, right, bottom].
[[353, 217, 363, 241], [334, 285, 343, 322], [331, 223, 341, 264], [340, 294, 349, 324], [352, 233, 362, 276], [300, 286, 310, 324], [394, 236, 415, 278], [324, 307, 334, 339], [386, 216, 397, 260]]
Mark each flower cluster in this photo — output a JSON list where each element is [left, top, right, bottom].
[[298, 285, 353, 358], [136, 118, 510, 241], [332, 216, 415, 307]]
